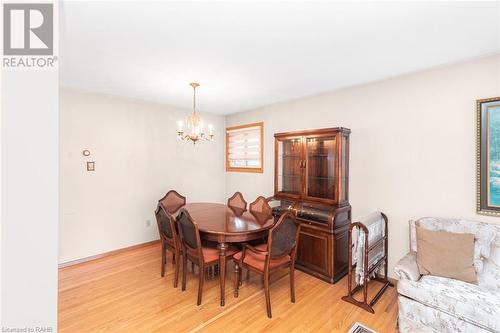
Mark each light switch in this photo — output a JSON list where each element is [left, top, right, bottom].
[[87, 161, 95, 171]]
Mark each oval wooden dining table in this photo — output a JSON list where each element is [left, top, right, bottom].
[[174, 202, 276, 306]]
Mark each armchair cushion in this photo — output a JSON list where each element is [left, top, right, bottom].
[[394, 251, 420, 281], [410, 218, 497, 274], [398, 275, 500, 332], [416, 226, 477, 283]]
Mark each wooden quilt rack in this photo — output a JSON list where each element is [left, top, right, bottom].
[[341, 212, 393, 313]]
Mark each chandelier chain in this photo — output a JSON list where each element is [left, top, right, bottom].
[[193, 84, 196, 115]]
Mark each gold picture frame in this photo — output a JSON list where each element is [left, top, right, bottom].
[[477, 97, 500, 216]]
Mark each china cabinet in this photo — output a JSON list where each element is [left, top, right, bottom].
[[271, 127, 351, 283]]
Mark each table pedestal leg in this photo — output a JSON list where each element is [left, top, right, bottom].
[[218, 242, 226, 306]]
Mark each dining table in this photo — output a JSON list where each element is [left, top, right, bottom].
[[175, 202, 276, 306]]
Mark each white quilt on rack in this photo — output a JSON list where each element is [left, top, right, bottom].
[[352, 211, 386, 285]]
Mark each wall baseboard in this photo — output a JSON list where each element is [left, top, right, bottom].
[[58, 239, 160, 269]]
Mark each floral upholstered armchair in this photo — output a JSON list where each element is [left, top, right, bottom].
[[394, 217, 500, 333]]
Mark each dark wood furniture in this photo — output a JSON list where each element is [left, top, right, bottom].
[[154, 190, 186, 287], [272, 127, 351, 283], [233, 212, 300, 318], [176, 208, 238, 305], [249, 196, 272, 216], [342, 213, 393, 313], [173, 202, 275, 306], [227, 191, 247, 211]]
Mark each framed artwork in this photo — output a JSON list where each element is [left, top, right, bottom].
[[477, 97, 500, 215]]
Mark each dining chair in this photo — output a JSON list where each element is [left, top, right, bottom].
[[159, 190, 186, 215], [176, 208, 238, 305], [227, 191, 247, 211], [249, 196, 273, 216], [154, 190, 186, 287], [244, 196, 275, 280], [233, 211, 301, 318]]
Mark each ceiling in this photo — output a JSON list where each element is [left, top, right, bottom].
[[60, 1, 500, 115]]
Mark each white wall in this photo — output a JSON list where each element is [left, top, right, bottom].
[[59, 89, 225, 263], [60, 55, 500, 276], [225, 55, 500, 276], [1, 59, 59, 331]]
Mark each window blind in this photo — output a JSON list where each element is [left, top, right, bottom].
[[226, 124, 262, 170]]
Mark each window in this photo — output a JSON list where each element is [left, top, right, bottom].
[[226, 122, 264, 173]]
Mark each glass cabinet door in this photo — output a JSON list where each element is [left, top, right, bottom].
[[304, 136, 336, 201], [276, 137, 303, 198]]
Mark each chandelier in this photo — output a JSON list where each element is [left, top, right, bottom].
[[176, 82, 214, 144]]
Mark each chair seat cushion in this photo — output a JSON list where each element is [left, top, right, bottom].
[[201, 245, 237, 263], [233, 247, 290, 271], [398, 275, 500, 332]]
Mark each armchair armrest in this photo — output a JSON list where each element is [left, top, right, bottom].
[[394, 252, 421, 281]]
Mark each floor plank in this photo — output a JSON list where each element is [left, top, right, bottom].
[[58, 243, 399, 332]]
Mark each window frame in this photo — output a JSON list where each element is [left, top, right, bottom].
[[225, 122, 264, 173]]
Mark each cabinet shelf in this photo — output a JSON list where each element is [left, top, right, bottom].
[[279, 174, 300, 178], [279, 154, 301, 158], [307, 154, 331, 157], [308, 176, 334, 180]]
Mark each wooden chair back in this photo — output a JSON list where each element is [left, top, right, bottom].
[[176, 208, 202, 256], [249, 196, 272, 216], [267, 212, 301, 259], [159, 190, 186, 215], [155, 203, 176, 241], [227, 192, 247, 210]]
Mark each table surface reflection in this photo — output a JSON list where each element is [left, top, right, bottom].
[[176, 202, 275, 235]]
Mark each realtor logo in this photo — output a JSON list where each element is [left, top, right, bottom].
[[3, 3, 53, 56]]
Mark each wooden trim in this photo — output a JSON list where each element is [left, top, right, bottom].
[[226, 121, 263, 132], [58, 240, 160, 269], [226, 121, 264, 173], [344, 133, 350, 203], [274, 127, 350, 138], [335, 131, 341, 203], [226, 167, 263, 173]]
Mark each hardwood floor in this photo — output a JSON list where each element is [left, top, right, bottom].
[[59, 243, 399, 332]]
